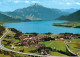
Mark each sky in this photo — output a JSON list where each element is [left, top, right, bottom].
[[0, 0, 80, 12]]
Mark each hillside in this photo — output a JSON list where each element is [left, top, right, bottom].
[[60, 8, 79, 13], [53, 22, 80, 28], [0, 13, 30, 22], [0, 25, 5, 37], [3, 3, 69, 20], [57, 10, 80, 21]]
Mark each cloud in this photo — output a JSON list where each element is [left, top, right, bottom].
[[13, 1, 20, 3], [13, 0, 30, 4], [76, 2, 80, 5], [25, 1, 29, 3], [32, 1, 40, 3], [66, 2, 71, 5]]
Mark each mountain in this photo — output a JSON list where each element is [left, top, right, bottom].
[[57, 10, 80, 21], [0, 11, 2, 13], [3, 3, 69, 20], [0, 13, 30, 22], [60, 8, 79, 14]]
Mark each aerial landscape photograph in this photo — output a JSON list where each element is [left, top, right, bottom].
[[0, 0, 80, 57]]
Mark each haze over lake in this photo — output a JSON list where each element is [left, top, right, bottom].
[[3, 21, 80, 34]]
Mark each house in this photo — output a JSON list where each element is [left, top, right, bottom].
[[55, 38, 60, 40], [11, 45, 17, 49], [60, 38, 64, 40]]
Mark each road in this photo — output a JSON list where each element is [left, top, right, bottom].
[[64, 41, 77, 56]]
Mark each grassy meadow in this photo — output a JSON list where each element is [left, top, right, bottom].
[[39, 40, 67, 56], [67, 39, 80, 54]]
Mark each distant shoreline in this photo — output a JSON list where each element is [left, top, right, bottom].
[[53, 22, 80, 28]]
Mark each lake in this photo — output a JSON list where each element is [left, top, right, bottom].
[[3, 21, 80, 34]]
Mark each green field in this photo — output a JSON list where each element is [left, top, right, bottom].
[[78, 52, 80, 56], [0, 54, 10, 57], [0, 53, 31, 57], [50, 51, 67, 56], [50, 34, 59, 37], [39, 40, 67, 56], [39, 41, 66, 52], [25, 33, 59, 37], [13, 45, 39, 55], [37, 34, 46, 36], [67, 39, 80, 54], [0, 48, 31, 57], [2, 30, 20, 47]]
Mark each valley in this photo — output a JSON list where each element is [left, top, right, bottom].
[[0, 2, 80, 57]]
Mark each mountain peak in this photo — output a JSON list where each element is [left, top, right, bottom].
[[30, 3, 43, 7]]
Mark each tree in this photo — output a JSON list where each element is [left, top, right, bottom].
[[31, 33, 38, 36], [20, 49, 24, 52], [45, 32, 52, 36]]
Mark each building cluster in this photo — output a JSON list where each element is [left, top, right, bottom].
[[17, 33, 75, 47], [18, 35, 48, 47]]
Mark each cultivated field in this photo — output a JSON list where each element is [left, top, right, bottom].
[[39, 40, 67, 56]]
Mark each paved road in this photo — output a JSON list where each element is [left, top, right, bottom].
[[64, 41, 77, 56]]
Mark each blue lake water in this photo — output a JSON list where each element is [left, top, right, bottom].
[[3, 21, 80, 34]]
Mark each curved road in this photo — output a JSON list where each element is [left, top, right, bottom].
[[0, 28, 48, 57]]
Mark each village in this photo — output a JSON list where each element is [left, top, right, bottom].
[[18, 33, 75, 47]]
